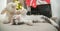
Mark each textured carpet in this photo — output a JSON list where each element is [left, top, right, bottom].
[[0, 23, 58, 31]]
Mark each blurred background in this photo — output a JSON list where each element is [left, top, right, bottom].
[[0, 0, 60, 24], [0, 0, 60, 31]]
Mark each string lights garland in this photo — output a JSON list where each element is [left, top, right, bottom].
[[13, 0, 22, 10]]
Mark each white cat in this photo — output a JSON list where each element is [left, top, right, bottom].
[[1, 2, 17, 24], [12, 6, 59, 28], [13, 9, 59, 28]]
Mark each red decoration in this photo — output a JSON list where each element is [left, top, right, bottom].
[[45, 0, 50, 4], [31, 0, 37, 8], [26, 0, 37, 8], [26, 0, 50, 8], [25, 0, 30, 6]]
